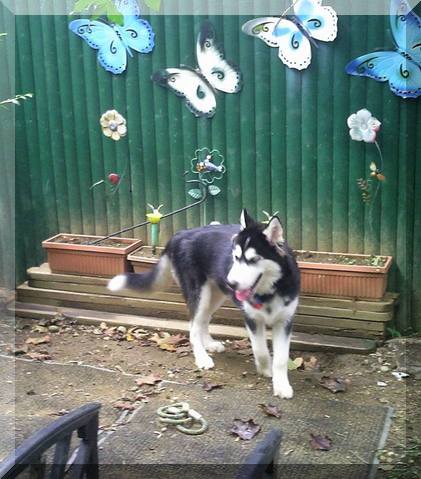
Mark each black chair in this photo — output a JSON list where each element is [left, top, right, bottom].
[[0, 403, 101, 479], [235, 429, 283, 479]]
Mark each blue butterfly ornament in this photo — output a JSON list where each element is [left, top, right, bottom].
[[69, 0, 154, 74], [346, 0, 421, 99], [242, 0, 338, 70]]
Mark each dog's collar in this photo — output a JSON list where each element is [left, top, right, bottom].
[[248, 293, 274, 310]]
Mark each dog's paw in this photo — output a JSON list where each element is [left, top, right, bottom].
[[206, 341, 225, 353], [273, 383, 294, 399], [257, 366, 273, 378], [195, 354, 215, 370], [255, 357, 273, 378]]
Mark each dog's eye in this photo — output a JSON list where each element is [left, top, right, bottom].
[[248, 256, 260, 264]]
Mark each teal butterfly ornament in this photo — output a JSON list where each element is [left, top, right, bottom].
[[69, 0, 155, 74], [242, 0, 338, 70], [345, 0, 421, 99]]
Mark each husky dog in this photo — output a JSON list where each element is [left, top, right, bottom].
[[108, 210, 300, 398]]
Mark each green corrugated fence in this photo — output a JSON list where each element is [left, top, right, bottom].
[[5, 5, 421, 332]]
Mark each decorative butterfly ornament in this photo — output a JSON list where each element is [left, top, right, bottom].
[[69, 0, 154, 74], [242, 0, 338, 70], [346, 0, 421, 98], [152, 21, 242, 118]]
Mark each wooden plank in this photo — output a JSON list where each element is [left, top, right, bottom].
[[27, 278, 394, 323], [17, 283, 390, 341], [17, 283, 243, 321], [15, 292, 388, 339], [27, 264, 398, 312], [293, 324, 384, 340], [9, 301, 377, 353], [27, 280, 388, 331], [297, 305, 392, 322], [294, 314, 386, 333], [28, 279, 185, 304]]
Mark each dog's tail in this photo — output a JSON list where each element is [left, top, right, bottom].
[[107, 254, 173, 293]]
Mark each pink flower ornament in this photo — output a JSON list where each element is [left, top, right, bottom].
[[347, 109, 381, 143]]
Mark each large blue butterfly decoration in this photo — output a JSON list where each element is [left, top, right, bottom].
[[346, 0, 421, 99], [69, 0, 155, 74], [242, 0, 338, 70]]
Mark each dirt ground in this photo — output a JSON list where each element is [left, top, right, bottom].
[[2, 315, 420, 478]]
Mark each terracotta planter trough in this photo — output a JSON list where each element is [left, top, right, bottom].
[[128, 246, 164, 273], [296, 251, 393, 300], [42, 234, 142, 277]]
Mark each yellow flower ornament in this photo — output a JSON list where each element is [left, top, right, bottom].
[[100, 110, 127, 141]]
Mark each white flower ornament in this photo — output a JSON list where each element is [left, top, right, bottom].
[[347, 109, 381, 143], [100, 110, 127, 141]]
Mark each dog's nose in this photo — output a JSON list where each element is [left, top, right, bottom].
[[226, 280, 238, 290]]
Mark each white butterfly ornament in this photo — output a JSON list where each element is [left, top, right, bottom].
[[152, 21, 242, 118], [242, 0, 338, 70]]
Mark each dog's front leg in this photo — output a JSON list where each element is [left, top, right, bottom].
[[271, 321, 293, 399], [246, 317, 272, 378]]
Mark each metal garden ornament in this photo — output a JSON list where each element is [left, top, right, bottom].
[[242, 0, 338, 70], [346, 0, 421, 99], [188, 148, 226, 200], [347, 109, 386, 205], [152, 21, 242, 118], [69, 0, 155, 74]]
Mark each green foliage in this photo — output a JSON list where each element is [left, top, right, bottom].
[[73, 0, 124, 25], [386, 326, 402, 338]]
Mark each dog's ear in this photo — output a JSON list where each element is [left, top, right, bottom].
[[263, 216, 284, 245], [240, 209, 255, 230]]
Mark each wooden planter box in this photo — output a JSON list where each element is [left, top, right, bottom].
[[296, 251, 393, 300], [42, 234, 142, 277], [128, 246, 164, 273]]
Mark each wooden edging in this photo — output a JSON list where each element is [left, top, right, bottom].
[[8, 301, 377, 354], [27, 264, 398, 312]]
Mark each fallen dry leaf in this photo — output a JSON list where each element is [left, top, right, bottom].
[[309, 434, 332, 451], [176, 346, 191, 357], [9, 344, 28, 356], [135, 374, 162, 387], [202, 381, 224, 392], [304, 356, 320, 371], [25, 351, 52, 361], [288, 357, 303, 370], [25, 335, 51, 346], [150, 332, 188, 352], [320, 376, 349, 393], [31, 325, 49, 334], [232, 339, 251, 350], [230, 419, 261, 440], [113, 401, 137, 411], [258, 403, 282, 418]]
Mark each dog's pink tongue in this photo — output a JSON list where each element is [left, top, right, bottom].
[[235, 289, 252, 302]]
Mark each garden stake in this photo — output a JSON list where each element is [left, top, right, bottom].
[[88, 175, 208, 246]]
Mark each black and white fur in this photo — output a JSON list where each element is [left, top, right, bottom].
[[108, 210, 300, 398]]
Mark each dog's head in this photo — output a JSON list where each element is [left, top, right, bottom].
[[227, 209, 285, 302]]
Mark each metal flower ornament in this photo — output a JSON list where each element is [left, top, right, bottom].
[[347, 108, 385, 203], [100, 109, 127, 140], [188, 148, 226, 200]]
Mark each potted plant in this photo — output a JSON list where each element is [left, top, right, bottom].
[[42, 234, 142, 277], [296, 251, 392, 300]]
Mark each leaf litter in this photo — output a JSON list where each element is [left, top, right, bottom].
[[320, 376, 349, 393], [309, 434, 332, 451], [258, 403, 282, 418], [230, 419, 261, 440]]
